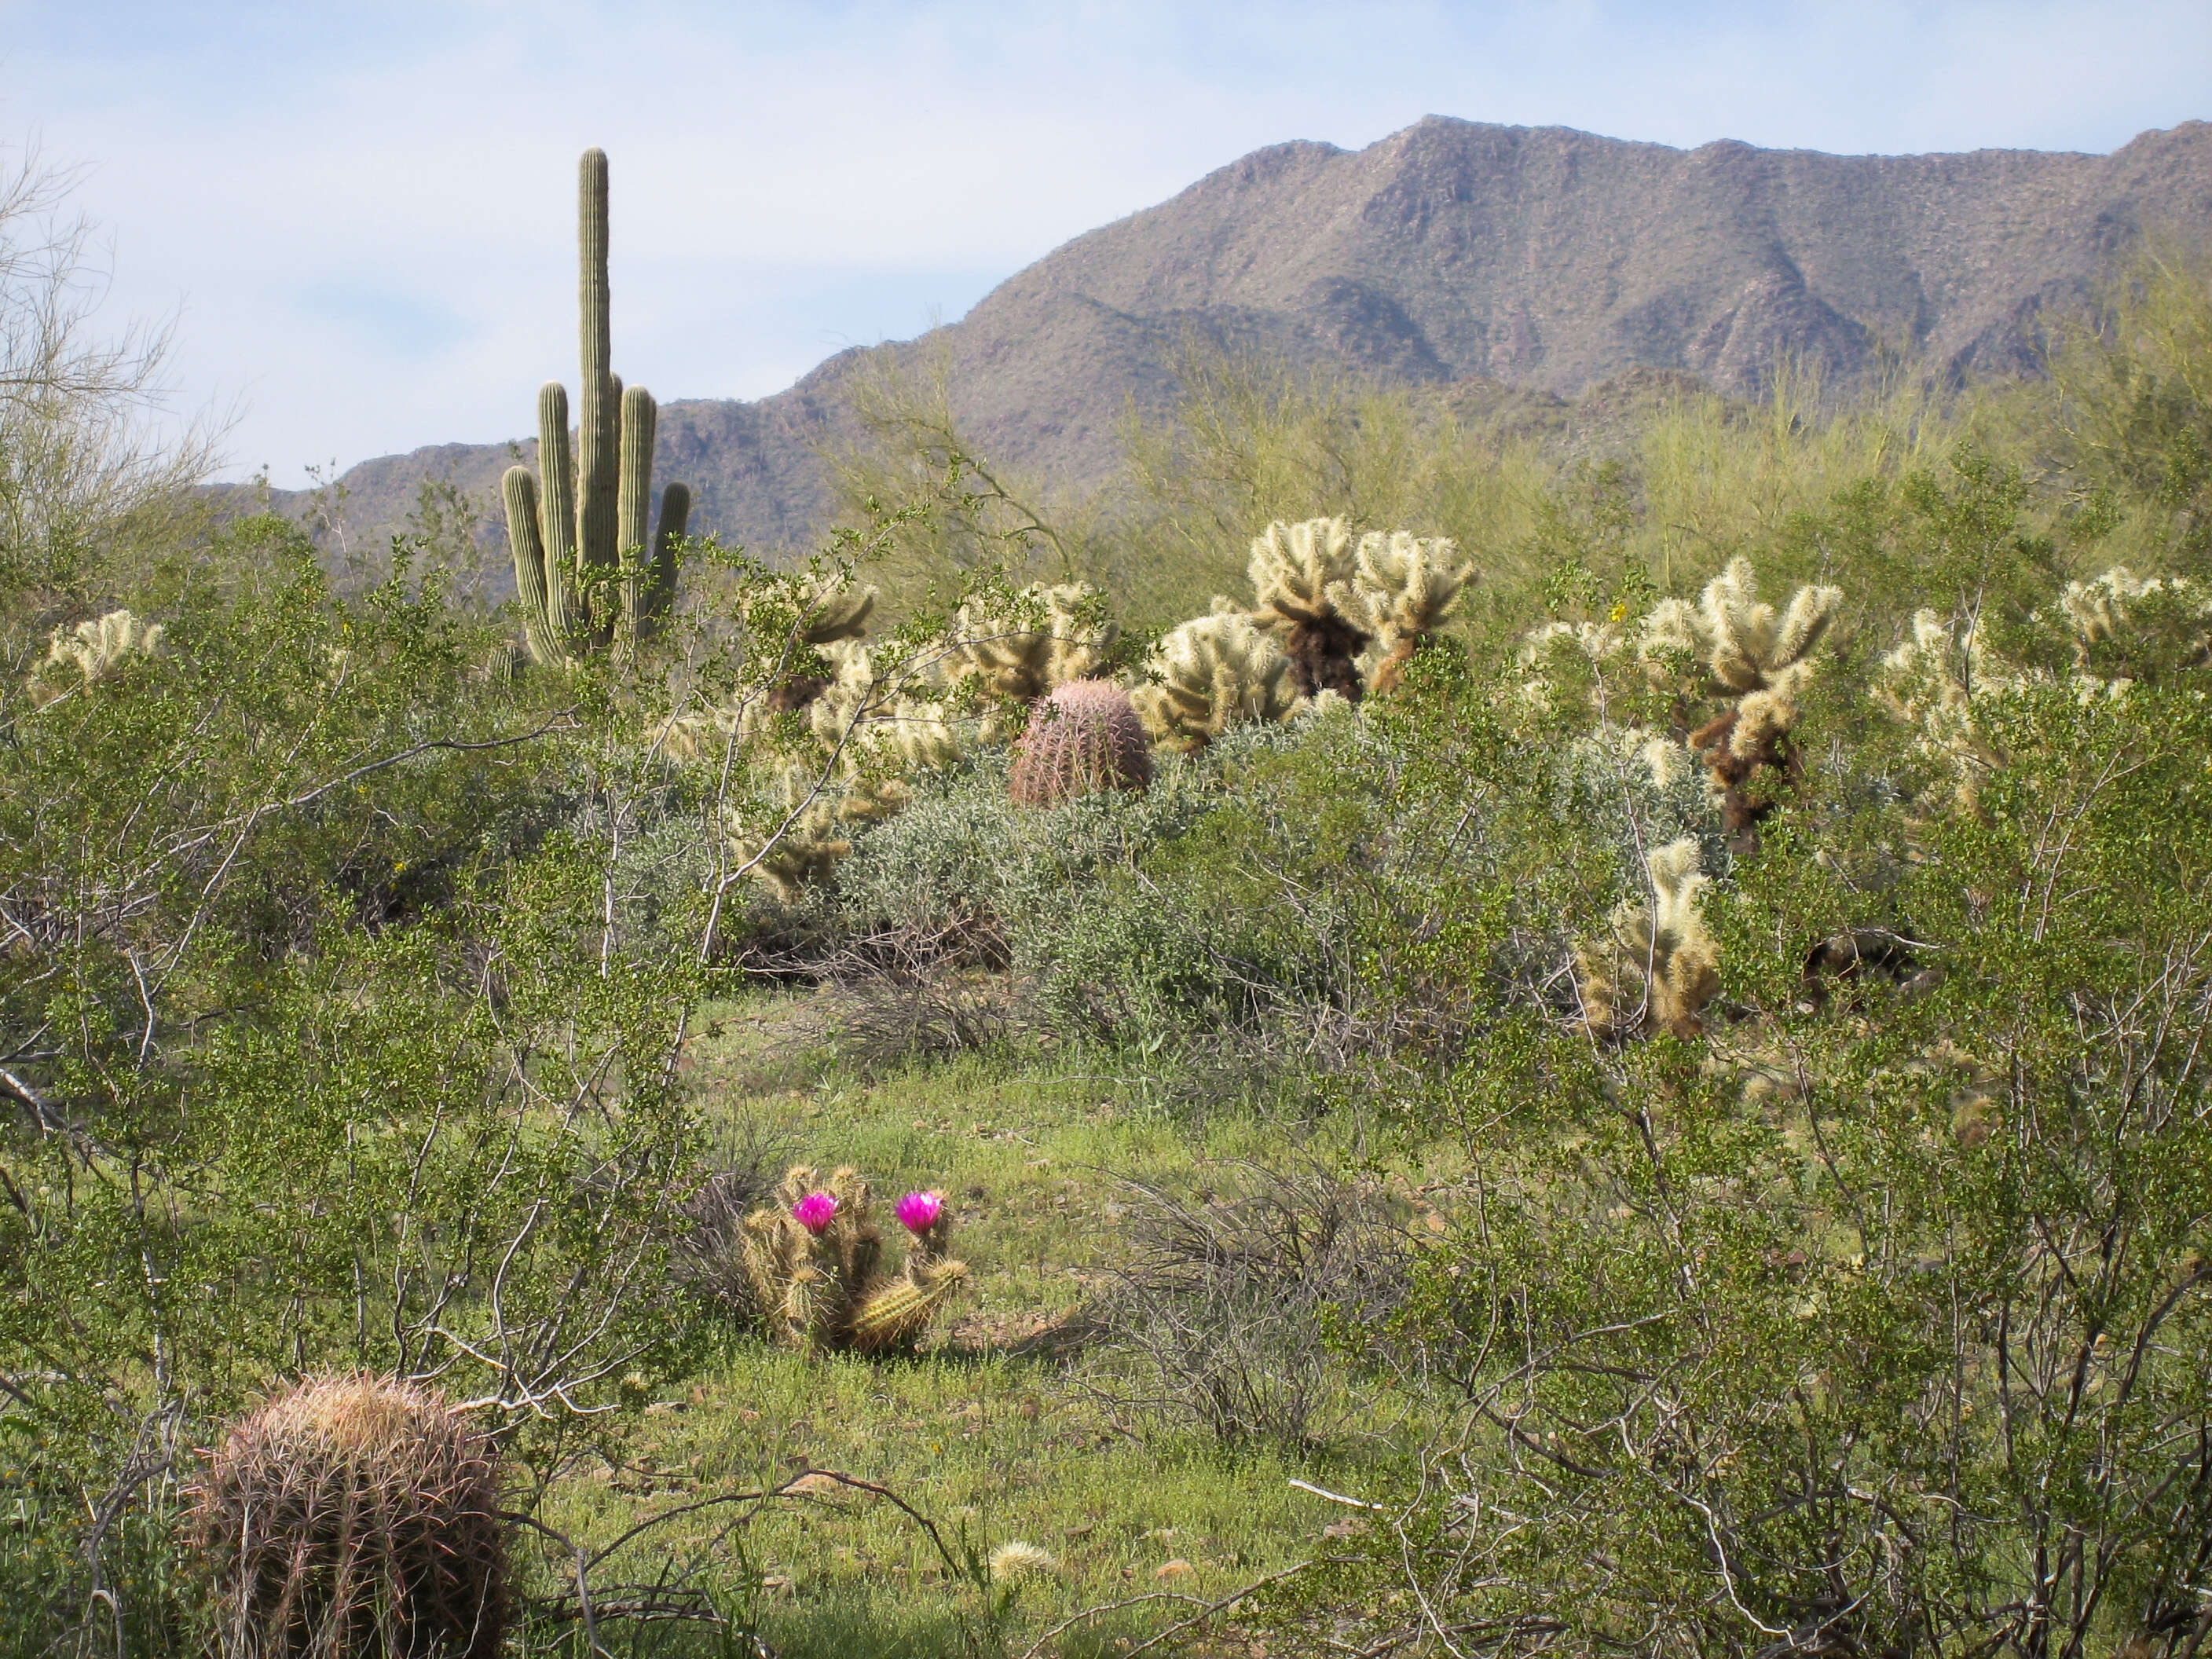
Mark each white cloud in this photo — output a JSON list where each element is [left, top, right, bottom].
[[3, 0, 2203, 484]]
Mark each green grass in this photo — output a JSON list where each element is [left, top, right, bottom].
[[515, 991, 1404, 1657]]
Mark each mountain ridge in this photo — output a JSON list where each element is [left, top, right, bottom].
[[258, 115, 2212, 580]]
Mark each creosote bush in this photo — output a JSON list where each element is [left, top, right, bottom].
[[1083, 1164, 1410, 1456]]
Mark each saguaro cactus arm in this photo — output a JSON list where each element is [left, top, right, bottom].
[[617, 383, 657, 646], [502, 467, 560, 666], [536, 382, 580, 606], [646, 480, 690, 626]]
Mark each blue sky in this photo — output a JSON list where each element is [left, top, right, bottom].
[[5, 0, 2207, 485]]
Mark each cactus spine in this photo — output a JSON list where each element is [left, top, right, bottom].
[[192, 1374, 508, 1659], [502, 148, 688, 665], [1009, 679, 1153, 806], [736, 1166, 968, 1353]]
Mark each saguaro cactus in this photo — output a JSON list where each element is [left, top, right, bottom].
[[502, 148, 690, 665]]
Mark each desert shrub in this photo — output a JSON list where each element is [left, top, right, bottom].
[[1081, 1163, 1410, 1456], [1276, 491, 2212, 1654], [0, 522, 718, 1642]]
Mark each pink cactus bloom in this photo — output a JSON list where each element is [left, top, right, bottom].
[[792, 1192, 838, 1235], [895, 1190, 944, 1233]]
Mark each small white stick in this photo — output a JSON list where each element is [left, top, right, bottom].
[[1288, 1478, 1383, 1511]]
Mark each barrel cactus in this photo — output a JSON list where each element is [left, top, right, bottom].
[[1009, 679, 1153, 806], [192, 1374, 507, 1659], [501, 148, 690, 665]]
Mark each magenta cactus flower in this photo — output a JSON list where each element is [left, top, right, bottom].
[[895, 1190, 944, 1233], [792, 1191, 838, 1235]]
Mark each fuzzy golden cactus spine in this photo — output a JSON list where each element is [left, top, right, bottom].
[[1335, 530, 1473, 693], [1248, 517, 1370, 698], [2060, 566, 2211, 679], [725, 766, 853, 903], [191, 1374, 507, 1659], [1009, 680, 1153, 806], [946, 582, 1119, 707], [27, 609, 165, 706], [501, 148, 689, 665], [1664, 560, 1841, 841], [1575, 838, 1720, 1041], [1132, 605, 1299, 752]]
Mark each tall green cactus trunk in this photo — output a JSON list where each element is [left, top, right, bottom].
[[536, 382, 578, 639], [575, 148, 618, 588], [500, 146, 689, 667]]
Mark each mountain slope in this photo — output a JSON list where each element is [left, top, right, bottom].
[[269, 115, 2212, 573]]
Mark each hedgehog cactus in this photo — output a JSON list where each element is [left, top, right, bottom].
[[1009, 680, 1153, 806], [501, 148, 690, 665], [192, 1374, 507, 1659], [1132, 605, 1300, 752], [1574, 838, 1721, 1042], [27, 609, 165, 706], [738, 1166, 967, 1354], [1248, 517, 1370, 698]]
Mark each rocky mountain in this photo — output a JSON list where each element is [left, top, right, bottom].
[[267, 115, 2212, 575]]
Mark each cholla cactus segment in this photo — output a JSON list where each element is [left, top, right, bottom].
[[1575, 837, 1720, 1042], [737, 1164, 965, 1353], [1132, 604, 1299, 753], [1248, 517, 1369, 698], [1248, 517, 1356, 627], [191, 1374, 507, 1659], [1009, 680, 1153, 806], [987, 1541, 1060, 1584], [873, 700, 964, 774], [1696, 558, 1842, 693], [1873, 609, 2014, 811], [28, 609, 166, 705], [1333, 530, 1473, 692], [946, 582, 1119, 702], [725, 766, 853, 903], [2060, 566, 2210, 674]]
